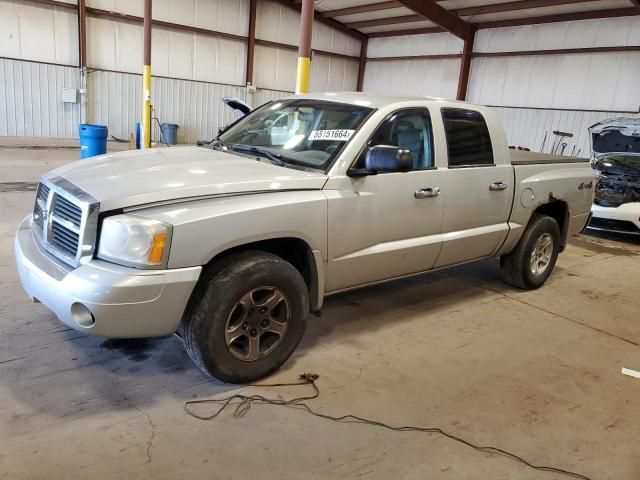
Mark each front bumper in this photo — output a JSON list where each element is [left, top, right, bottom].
[[14, 216, 202, 337], [589, 203, 640, 235]]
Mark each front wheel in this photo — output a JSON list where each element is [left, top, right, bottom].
[[500, 214, 561, 290], [181, 251, 309, 383]]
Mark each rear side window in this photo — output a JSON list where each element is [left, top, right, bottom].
[[442, 108, 494, 167]]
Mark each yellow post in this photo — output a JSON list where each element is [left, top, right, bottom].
[[142, 0, 152, 148], [295, 57, 311, 94], [142, 64, 151, 148], [295, 0, 313, 95]]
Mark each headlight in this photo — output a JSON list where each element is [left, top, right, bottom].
[[97, 214, 172, 268]]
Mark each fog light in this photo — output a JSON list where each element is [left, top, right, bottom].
[[71, 302, 95, 328]]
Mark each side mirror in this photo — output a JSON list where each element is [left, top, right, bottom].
[[365, 145, 413, 173]]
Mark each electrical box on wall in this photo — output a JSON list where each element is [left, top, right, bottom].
[[62, 88, 78, 103]]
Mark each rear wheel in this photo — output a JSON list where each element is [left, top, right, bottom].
[[181, 251, 309, 383], [500, 214, 560, 290]]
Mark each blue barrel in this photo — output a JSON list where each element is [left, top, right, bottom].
[[160, 123, 178, 145], [135, 122, 141, 149], [79, 124, 108, 159]]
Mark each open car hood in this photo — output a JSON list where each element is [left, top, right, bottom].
[[590, 117, 640, 155], [222, 97, 253, 119]]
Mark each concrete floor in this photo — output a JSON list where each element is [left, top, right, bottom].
[[1, 139, 639, 480]]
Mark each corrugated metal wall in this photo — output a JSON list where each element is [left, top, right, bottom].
[[363, 32, 463, 99], [87, 70, 293, 144], [0, 58, 80, 138], [469, 17, 640, 112], [367, 32, 463, 58], [254, 0, 361, 92], [85, 16, 248, 86], [88, 70, 247, 144], [0, 0, 79, 66], [470, 17, 640, 153], [0, 0, 357, 140], [250, 88, 293, 107], [363, 17, 640, 154], [363, 58, 461, 99], [493, 106, 640, 157]]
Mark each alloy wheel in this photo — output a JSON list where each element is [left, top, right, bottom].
[[224, 286, 290, 361]]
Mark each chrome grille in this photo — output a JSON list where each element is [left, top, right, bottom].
[[52, 194, 82, 227], [51, 220, 80, 256], [31, 179, 99, 267], [33, 183, 50, 229]]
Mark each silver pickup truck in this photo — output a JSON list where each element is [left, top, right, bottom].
[[15, 93, 594, 383]]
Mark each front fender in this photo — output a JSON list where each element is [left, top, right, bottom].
[[131, 191, 328, 269]]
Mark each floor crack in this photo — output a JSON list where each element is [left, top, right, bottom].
[[135, 406, 157, 464], [481, 284, 639, 347]]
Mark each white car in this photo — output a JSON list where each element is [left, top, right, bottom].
[[588, 117, 640, 235]]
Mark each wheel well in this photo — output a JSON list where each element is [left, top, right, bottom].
[[208, 238, 320, 312], [533, 200, 569, 250]]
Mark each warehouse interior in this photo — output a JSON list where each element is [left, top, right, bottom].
[[1, 0, 640, 479]]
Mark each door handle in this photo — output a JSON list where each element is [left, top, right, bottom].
[[489, 181, 508, 191], [415, 187, 440, 199]]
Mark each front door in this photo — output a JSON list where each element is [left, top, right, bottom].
[[326, 109, 445, 292]]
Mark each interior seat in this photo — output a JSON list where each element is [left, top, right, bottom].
[[396, 120, 423, 168]]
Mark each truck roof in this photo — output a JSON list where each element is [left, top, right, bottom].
[[283, 92, 477, 110]]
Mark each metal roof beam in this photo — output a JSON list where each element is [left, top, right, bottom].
[[322, 1, 402, 18], [456, 0, 604, 16], [476, 6, 640, 28], [367, 27, 446, 38], [345, 14, 423, 29], [396, 0, 470, 39]]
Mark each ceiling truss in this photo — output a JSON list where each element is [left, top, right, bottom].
[[315, 0, 640, 39]]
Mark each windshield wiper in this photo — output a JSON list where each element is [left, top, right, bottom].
[[211, 138, 228, 150], [231, 144, 286, 167]]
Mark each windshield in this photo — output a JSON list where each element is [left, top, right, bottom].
[[219, 99, 373, 170]]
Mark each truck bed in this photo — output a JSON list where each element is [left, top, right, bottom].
[[509, 149, 590, 166]]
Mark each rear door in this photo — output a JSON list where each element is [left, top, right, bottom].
[[434, 107, 513, 268]]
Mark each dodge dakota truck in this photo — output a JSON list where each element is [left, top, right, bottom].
[[15, 93, 594, 383]]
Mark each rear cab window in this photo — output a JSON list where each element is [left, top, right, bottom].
[[442, 108, 494, 167]]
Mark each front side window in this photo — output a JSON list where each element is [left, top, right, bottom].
[[219, 100, 373, 171], [442, 108, 494, 167], [353, 109, 434, 170]]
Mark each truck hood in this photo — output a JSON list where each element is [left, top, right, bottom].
[[47, 146, 328, 211]]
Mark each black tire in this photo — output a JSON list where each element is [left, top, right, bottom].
[[181, 251, 309, 383], [500, 214, 561, 290]]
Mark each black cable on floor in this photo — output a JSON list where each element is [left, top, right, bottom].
[[184, 373, 593, 480]]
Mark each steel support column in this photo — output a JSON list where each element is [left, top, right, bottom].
[[456, 28, 475, 101], [142, 0, 152, 148], [296, 0, 314, 94], [246, 0, 257, 86], [78, 0, 88, 124], [357, 38, 368, 92]]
